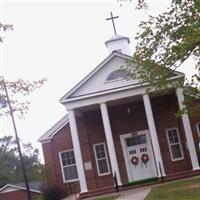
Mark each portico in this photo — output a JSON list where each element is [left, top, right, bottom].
[[65, 90, 165, 192]]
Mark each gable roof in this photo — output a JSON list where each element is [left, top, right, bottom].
[[39, 51, 186, 142], [60, 51, 132, 103], [38, 114, 69, 143], [59, 51, 185, 104], [0, 181, 44, 193]]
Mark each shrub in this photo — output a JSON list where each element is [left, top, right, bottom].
[[42, 186, 64, 200]]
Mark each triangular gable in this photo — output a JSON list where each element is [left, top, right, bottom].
[[60, 52, 134, 102], [60, 51, 185, 103]]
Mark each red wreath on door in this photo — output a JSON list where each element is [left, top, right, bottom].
[[141, 153, 149, 164], [131, 156, 139, 166]]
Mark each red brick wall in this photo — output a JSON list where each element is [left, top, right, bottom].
[[188, 99, 200, 163], [151, 94, 192, 174], [42, 93, 200, 194], [0, 190, 40, 200], [42, 124, 80, 195], [77, 110, 114, 190]]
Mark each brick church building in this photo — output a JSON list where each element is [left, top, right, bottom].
[[39, 16, 200, 198]]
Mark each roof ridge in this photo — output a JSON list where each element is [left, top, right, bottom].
[[38, 114, 69, 143]]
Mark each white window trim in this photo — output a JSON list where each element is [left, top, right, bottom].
[[166, 127, 184, 162], [196, 122, 200, 137], [93, 142, 111, 176], [59, 149, 79, 183]]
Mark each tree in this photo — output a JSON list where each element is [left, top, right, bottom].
[[0, 78, 46, 117], [0, 22, 47, 117], [0, 22, 13, 42], [0, 22, 46, 199], [0, 135, 45, 187], [117, 0, 148, 9], [123, 0, 200, 113]]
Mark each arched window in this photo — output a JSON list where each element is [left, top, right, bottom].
[[106, 70, 127, 82]]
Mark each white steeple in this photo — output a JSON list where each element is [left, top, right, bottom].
[[105, 34, 131, 55], [105, 12, 131, 56]]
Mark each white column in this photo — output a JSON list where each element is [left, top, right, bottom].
[[176, 88, 200, 170], [143, 94, 166, 177], [68, 109, 88, 193], [100, 102, 122, 185]]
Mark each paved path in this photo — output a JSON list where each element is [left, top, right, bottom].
[[116, 187, 151, 200], [62, 186, 152, 200]]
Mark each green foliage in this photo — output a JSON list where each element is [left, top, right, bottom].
[[117, 0, 148, 10], [124, 0, 200, 112], [33, 195, 44, 200], [0, 23, 46, 117], [0, 135, 45, 187], [42, 186, 64, 200], [145, 177, 200, 200]]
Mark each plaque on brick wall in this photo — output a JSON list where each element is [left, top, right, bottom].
[[84, 161, 92, 170]]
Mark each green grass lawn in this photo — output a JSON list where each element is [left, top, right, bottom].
[[145, 177, 200, 200]]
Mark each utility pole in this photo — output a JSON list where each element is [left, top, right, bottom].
[[1, 77, 32, 200]]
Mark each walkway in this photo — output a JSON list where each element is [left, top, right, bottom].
[[62, 186, 151, 200], [116, 187, 151, 200]]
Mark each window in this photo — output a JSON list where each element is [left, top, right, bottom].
[[93, 143, 110, 176], [196, 123, 200, 137], [166, 128, 184, 161], [59, 150, 78, 182], [106, 70, 127, 82], [125, 134, 147, 147]]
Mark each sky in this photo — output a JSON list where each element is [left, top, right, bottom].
[[1, 0, 194, 161]]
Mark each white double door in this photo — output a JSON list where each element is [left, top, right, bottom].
[[120, 130, 157, 182]]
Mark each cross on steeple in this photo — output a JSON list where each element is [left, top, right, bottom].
[[106, 12, 119, 35]]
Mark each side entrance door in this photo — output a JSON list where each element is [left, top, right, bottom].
[[120, 130, 157, 182]]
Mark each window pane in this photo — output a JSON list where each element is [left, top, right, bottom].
[[167, 129, 183, 160], [106, 70, 128, 81], [70, 151, 76, 164], [168, 129, 179, 144], [98, 159, 109, 174], [63, 165, 78, 181], [95, 144, 106, 159], [126, 137, 136, 146], [60, 150, 78, 181], [94, 143, 110, 175], [126, 134, 146, 147], [61, 153, 66, 160], [61, 151, 76, 166], [62, 160, 67, 166], [138, 135, 147, 144], [171, 144, 182, 159]]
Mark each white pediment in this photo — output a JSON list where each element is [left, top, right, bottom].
[[60, 51, 185, 104], [60, 52, 139, 102], [71, 57, 138, 97]]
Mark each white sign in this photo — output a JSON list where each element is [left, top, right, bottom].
[[84, 161, 92, 170]]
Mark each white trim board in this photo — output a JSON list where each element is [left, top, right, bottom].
[[38, 114, 69, 143], [60, 51, 184, 104], [0, 184, 42, 194]]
